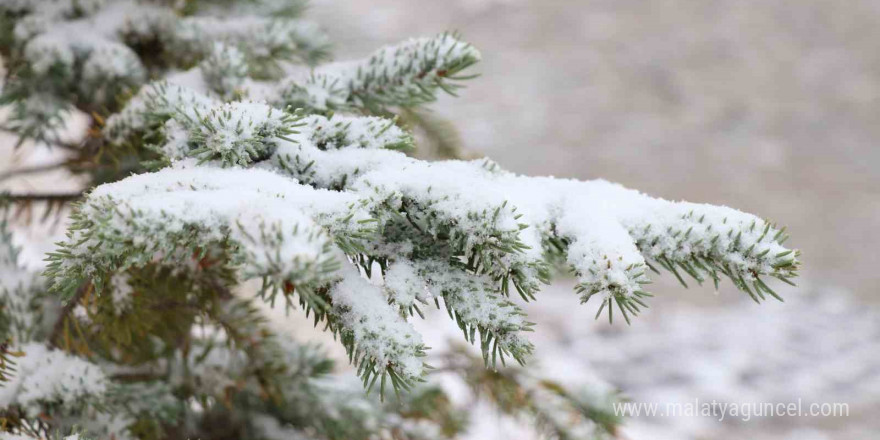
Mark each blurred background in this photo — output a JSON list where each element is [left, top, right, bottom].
[[306, 0, 880, 438], [3, 0, 878, 438]]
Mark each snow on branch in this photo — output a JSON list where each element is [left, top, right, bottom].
[[381, 258, 535, 368], [0, 342, 108, 418], [0, 222, 47, 345], [1, 0, 162, 143], [5, 1, 159, 100], [272, 32, 481, 112], [304, 114, 415, 152], [623, 198, 799, 300], [44, 165, 430, 391], [1, 0, 327, 147], [0, 92, 73, 148], [259, 117, 799, 322], [199, 42, 249, 99], [170, 16, 330, 71], [162, 101, 302, 167], [415, 259, 534, 367], [26, 20, 801, 409], [325, 269, 427, 392], [128, 91, 799, 322], [85, 84, 803, 390], [0, 0, 809, 433], [103, 81, 219, 144], [44, 165, 370, 301]]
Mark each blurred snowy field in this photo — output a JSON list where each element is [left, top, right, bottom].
[[511, 281, 880, 439], [260, 277, 880, 440]]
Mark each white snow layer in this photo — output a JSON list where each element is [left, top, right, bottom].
[[0, 343, 108, 417]]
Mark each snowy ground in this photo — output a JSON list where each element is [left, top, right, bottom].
[[515, 281, 880, 439]]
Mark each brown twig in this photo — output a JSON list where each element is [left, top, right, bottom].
[[49, 282, 90, 348], [2, 192, 83, 203]]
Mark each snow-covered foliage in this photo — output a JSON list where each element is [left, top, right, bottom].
[[272, 33, 481, 112], [48, 77, 799, 390], [0, 222, 48, 345], [45, 165, 367, 296], [170, 15, 328, 71], [0, 0, 800, 439], [162, 101, 301, 166], [0, 343, 108, 418], [0, 0, 327, 146], [103, 81, 219, 143], [200, 42, 249, 99]]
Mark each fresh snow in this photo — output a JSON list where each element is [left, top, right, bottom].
[[0, 343, 108, 417]]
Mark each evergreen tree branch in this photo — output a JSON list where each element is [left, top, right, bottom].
[[0, 1, 804, 436], [48, 282, 89, 349], [273, 32, 480, 113], [438, 345, 622, 439], [1, 192, 83, 203]]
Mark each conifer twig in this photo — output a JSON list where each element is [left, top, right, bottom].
[[49, 282, 90, 348]]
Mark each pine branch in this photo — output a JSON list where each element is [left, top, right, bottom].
[[273, 32, 481, 113], [438, 345, 622, 439], [1, 192, 84, 224], [411, 259, 535, 368], [48, 282, 89, 349], [399, 107, 469, 160], [43, 167, 359, 299], [1, 0, 804, 436], [200, 42, 249, 99], [171, 16, 330, 74], [1, 192, 83, 203]]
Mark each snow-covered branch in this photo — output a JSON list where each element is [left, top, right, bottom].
[[272, 33, 481, 113], [1, 1, 801, 438]]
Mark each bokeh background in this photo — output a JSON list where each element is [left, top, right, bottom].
[[2, 0, 878, 439], [306, 0, 880, 438]]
